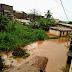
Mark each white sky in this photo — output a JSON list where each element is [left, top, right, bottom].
[[0, 0, 72, 21]]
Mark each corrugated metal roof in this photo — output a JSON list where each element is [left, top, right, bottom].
[[58, 23, 72, 27], [50, 27, 72, 31], [0, 3, 13, 7], [17, 19, 31, 23]]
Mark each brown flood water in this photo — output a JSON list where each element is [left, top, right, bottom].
[[27, 36, 70, 72]]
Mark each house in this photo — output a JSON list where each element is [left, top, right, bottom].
[[35, 15, 44, 19], [49, 23, 72, 37], [56, 23, 72, 29], [13, 10, 27, 19], [54, 19, 59, 23], [49, 27, 72, 37], [0, 4, 27, 20], [0, 4, 14, 20], [27, 13, 44, 21], [16, 19, 31, 25]]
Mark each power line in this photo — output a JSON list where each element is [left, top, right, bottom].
[[59, 0, 69, 21], [54, 0, 72, 15]]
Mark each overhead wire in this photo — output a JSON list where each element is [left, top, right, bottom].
[[54, 0, 69, 21], [54, 0, 72, 15]]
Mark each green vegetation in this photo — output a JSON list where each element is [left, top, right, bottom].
[[10, 61, 14, 63], [0, 14, 58, 54], [49, 37, 59, 39], [12, 47, 25, 57], [23, 53, 30, 59], [0, 14, 48, 53], [28, 18, 56, 31], [27, 9, 56, 31], [0, 14, 9, 31], [27, 9, 41, 21], [9, 56, 17, 59], [68, 21, 72, 24], [45, 10, 52, 19]]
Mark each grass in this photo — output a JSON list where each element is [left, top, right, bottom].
[[49, 37, 59, 39], [23, 53, 30, 59]]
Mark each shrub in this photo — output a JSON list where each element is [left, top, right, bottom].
[[27, 24, 33, 29], [0, 14, 9, 31], [49, 37, 59, 39], [23, 53, 30, 59], [0, 15, 48, 52], [22, 22, 26, 25], [68, 21, 72, 24], [0, 14, 16, 32], [12, 47, 25, 57], [12, 48, 30, 58], [5, 21, 16, 32], [0, 24, 48, 52], [28, 18, 56, 31]]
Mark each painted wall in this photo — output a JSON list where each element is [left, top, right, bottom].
[[54, 19, 59, 23], [56, 25, 68, 28], [49, 29, 60, 36], [61, 31, 67, 36], [13, 11, 27, 19], [0, 4, 13, 12], [56, 24, 72, 29], [49, 29, 72, 37], [3, 5, 13, 11]]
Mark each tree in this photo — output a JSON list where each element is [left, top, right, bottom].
[[45, 10, 52, 19], [0, 14, 9, 31], [68, 21, 72, 24], [27, 9, 41, 21]]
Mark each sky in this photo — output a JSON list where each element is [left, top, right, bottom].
[[0, 0, 72, 21]]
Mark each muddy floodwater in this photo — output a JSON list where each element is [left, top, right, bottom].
[[27, 37, 70, 72], [36, 39, 69, 72], [1, 34, 71, 72]]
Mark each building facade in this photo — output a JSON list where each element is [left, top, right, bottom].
[[0, 4, 14, 20], [49, 27, 72, 37], [0, 4, 27, 20], [13, 10, 27, 19], [56, 23, 72, 29]]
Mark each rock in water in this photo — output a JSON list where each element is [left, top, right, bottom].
[[10, 56, 48, 72]]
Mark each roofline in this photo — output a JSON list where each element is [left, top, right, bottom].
[[13, 10, 27, 14], [58, 23, 72, 27], [50, 27, 72, 31], [0, 3, 13, 7]]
